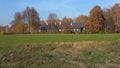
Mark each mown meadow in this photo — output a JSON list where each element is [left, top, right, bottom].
[[0, 34, 120, 45]]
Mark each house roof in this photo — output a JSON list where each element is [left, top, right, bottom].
[[71, 23, 84, 29], [39, 24, 46, 28], [39, 22, 84, 29]]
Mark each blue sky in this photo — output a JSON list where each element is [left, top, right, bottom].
[[0, 0, 120, 26]]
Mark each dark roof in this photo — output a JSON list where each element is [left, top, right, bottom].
[[71, 23, 84, 29], [39, 24, 46, 28], [39, 22, 84, 29]]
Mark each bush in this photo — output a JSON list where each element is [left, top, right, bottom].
[[0, 32, 3, 35], [82, 29, 88, 34], [96, 29, 105, 34]]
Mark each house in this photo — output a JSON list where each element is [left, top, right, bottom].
[[39, 24, 47, 32], [0, 25, 9, 33], [39, 22, 85, 33], [71, 23, 84, 33]]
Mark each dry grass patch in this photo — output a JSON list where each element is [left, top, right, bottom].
[[0, 41, 120, 68]]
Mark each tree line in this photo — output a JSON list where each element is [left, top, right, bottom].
[[0, 3, 120, 34]]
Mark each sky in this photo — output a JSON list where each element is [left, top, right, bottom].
[[0, 0, 120, 26]]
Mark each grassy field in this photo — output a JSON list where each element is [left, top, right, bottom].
[[0, 34, 120, 68], [0, 34, 120, 45], [0, 41, 120, 68]]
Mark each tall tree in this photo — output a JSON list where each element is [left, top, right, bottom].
[[11, 12, 25, 33], [47, 13, 58, 32], [75, 15, 88, 29], [55, 19, 61, 32], [23, 7, 31, 32], [67, 18, 73, 24], [0, 26, 2, 32], [31, 8, 40, 32], [86, 5, 105, 33], [103, 8, 115, 33], [23, 7, 40, 33], [112, 3, 120, 33], [61, 17, 72, 32]]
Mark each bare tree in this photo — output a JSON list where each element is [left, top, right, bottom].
[[47, 13, 58, 33], [23, 6, 40, 33]]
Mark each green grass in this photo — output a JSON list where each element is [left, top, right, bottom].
[[0, 34, 120, 45], [0, 34, 120, 68]]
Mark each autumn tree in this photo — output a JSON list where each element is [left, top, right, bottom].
[[86, 5, 105, 33], [40, 20, 46, 25], [0, 26, 2, 32], [67, 18, 73, 24], [112, 3, 120, 33], [55, 19, 61, 24], [31, 8, 40, 32], [103, 3, 120, 33], [103, 8, 115, 33], [47, 13, 58, 32], [55, 19, 61, 32], [61, 17, 68, 32], [61, 17, 72, 32], [23, 7, 40, 33], [75, 15, 88, 23], [11, 12, 25, 33], [75, 15, 88, 30]]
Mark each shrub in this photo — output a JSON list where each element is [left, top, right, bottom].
[[0, 32, 3, 35]]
